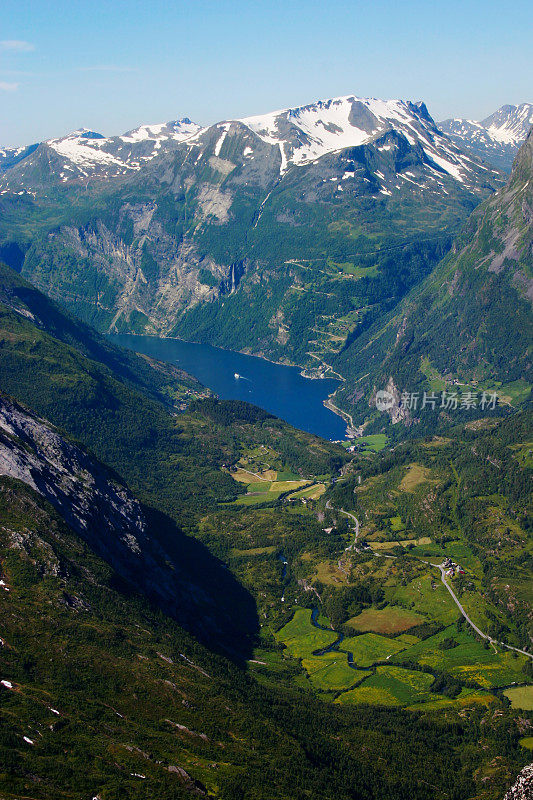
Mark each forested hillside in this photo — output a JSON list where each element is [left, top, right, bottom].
[[1, 262, 530, 799], [332, 127, 533, 429]]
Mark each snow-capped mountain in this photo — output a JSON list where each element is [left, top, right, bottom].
[[0, 93, 505, 365], [179, 94, 501, 197], [238, 96, 480, 181], [0, 142, 39, 171], [0, 118, 203, 186], [0, 94, 503, 194], [440, 103, 533, 172]]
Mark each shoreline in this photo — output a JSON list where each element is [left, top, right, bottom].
[[108, 331, 352, 436]]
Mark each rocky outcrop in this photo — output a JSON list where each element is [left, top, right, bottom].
[[503, 764, 533, 800], [0, 392, 257, 656], [0, 393, 155, 574]]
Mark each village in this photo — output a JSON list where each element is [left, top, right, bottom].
[[442, 556, 465, 578]]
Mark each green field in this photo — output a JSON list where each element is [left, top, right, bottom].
[[346, 606, 424, 635], [394, 626, 528, 688], [408, 688, 496, 711], [288, 483, 326, 500], [503, 685, 533, 710], [341, 633, 408, 667], [350, 434, 388, 452], [302, 653, 370, 691], [275, 609, 337, 659], [337, 665, 436, 706], [390, 515, 406, 532], [390, 573, 458, 625]]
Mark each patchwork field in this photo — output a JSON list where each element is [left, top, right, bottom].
[[337, 665, 436, 707], [394, 625, 528, 688], [275, 609, 336, 659], [341, 633, 408, 667], [346, 606, 425, 635]]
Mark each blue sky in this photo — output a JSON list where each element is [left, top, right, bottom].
[[1, 0, 531, 145]]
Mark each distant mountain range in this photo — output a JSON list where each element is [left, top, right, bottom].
[[0, 93, 530, 426], [0, 94, 504, 374], [440, 103, 533, 172], [1, 98, 530, 186], [0, 95, 504, 189]]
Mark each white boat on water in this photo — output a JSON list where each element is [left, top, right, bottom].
[[234, 372, 240, 379]]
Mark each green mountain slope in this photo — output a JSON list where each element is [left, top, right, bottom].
[[0, 102, 503, 374], [0, 262, 344, 520], [3, 476, 529, 800], [333, 128, 533, 428], [0, 264, 531, 797]]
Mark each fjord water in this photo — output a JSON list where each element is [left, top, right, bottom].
[[111, 335, 347, 441]]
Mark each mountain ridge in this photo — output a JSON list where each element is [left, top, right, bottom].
[[1, 93, 503, 189], [332, 126, 533, 428], [440, 102, 533, 172]]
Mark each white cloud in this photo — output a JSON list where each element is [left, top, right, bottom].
[[0, 81, 18, 91], [0, 40, 35, 52]]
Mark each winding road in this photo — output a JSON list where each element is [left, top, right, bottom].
[[429, 561, 532, 660], [325, 500, 532, 661]]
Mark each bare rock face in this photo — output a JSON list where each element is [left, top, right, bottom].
[[0, 393, 190, 607], [503, 764, 533, 800], [0, 392, 147, 561], [0, 392, 258, 655]]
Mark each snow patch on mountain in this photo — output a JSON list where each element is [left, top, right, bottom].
[[440, 103, 533, 171], [121, 118, 202, 144], [238, 95, 489, 184]]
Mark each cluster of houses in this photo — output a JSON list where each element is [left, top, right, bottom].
[[442, 557, 465, 578]]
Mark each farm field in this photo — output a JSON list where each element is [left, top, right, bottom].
[[230, 545, 277, 557], [347, 434, 388, 452], [288, 483, 326, 500], [372, 536, 431, 550], [302, 653, 369, 691], [503, 686, 533, 710], [275, 608, 337, 659], [398, 463, 435, 492], [229, 453, 312, 505], [341, 633, 408, 667], [389, 573, 459, 625], [408, 688, 496, 711], [233, 477, 310, 505], [337, 665, 437, 707], [394, 625, 528, 688], [346, 606, 425, 635]]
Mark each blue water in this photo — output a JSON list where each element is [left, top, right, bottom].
[[110, 335, 347, 441]]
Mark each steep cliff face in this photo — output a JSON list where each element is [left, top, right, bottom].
[[332, 128, 533, 426], [0, 393, 148, 568], [0, 95, 504, 366], [0, 393, 257, 655]]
